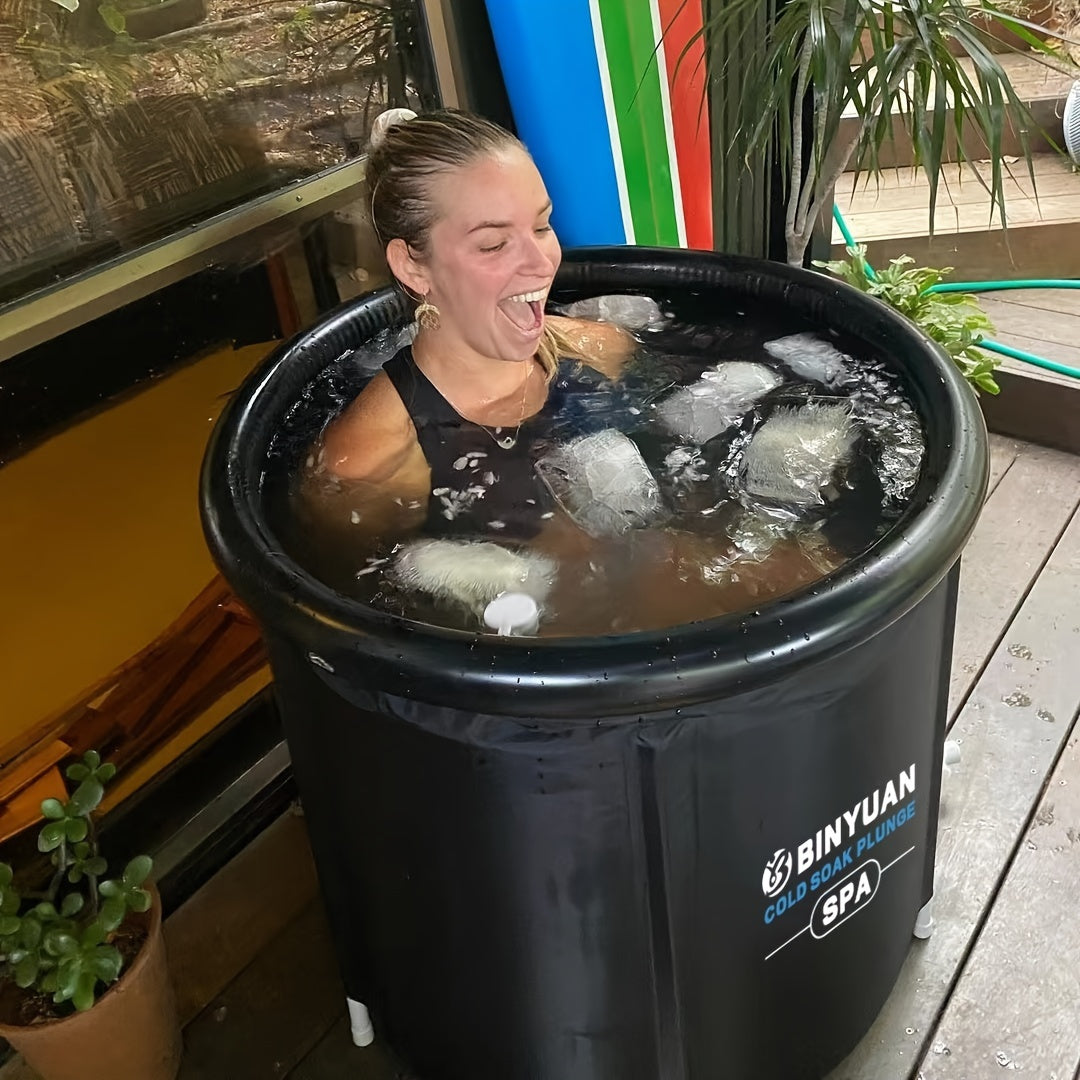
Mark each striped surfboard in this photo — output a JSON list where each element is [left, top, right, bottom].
[[485, 0, 713, 249]]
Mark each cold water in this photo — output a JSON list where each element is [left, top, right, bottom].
[[266, 290, 925, 637]]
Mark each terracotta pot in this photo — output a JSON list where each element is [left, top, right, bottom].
[[0, 888, 182, 1080]]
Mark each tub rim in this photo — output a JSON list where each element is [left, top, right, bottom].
[[200, 245, 988, 719]]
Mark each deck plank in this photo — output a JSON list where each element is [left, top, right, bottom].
[[917, 723, 1080, 1079], [980, 296, 1080, 366], [990, 288, 1080, 320], [834, 157, 1080, 211], [826, 500, 1080, 1080], [986, 433, 1021, 497], [289, 1018, 407, 1080], [949, 443, 1080, 720], [178, 901, 343, 1080], [166, 809, 319, 1026]]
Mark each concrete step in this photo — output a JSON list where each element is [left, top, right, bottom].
[[831, 154, 1080, 279], [838, 54, 1076, 169]]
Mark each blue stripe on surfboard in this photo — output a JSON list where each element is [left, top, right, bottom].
[[484, 0, 627, 246]]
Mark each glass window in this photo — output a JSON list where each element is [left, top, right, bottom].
[[0, 0, 437, 305], [0, 195, 393, 835]]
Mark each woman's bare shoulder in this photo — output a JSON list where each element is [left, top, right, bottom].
[[320, 370, 416, 481], [547, 314, 636, 378]]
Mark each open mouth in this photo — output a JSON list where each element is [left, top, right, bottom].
[[498, 289, 547, 334]]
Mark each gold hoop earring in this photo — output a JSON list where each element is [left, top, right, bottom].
[[414, 299, 441, 331]]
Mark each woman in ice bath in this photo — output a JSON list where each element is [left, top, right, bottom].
[[318, 107, 632, 541], [311, 108, 832, 631]]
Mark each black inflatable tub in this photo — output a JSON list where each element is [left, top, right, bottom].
[[201, 246, 987, 1080]]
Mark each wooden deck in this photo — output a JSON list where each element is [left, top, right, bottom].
[[2, 435, 1078, 1080], [172, 437, 1080, 1079]]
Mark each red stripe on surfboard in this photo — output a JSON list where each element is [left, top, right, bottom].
[[657, 0, 712, 249]]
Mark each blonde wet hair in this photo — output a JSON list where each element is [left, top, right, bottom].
[[365, 107, 580, 381]]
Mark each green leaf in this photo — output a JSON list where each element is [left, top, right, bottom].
[[68, 779, 104, 818], [84, 751, 100, 771], [46, 0, 80, 11], [64, 817, 88, 844], [86, 857, 108, 876], [73, 842, 91, 860], [43, 930, 79, 958], [123, 855, 153, 888], [58, 957, 81, 1000], [33, 901, 58, 920], [73, 972, 98, 1012], [65, 763, 90, 783], [97, 763, 117, 783], [1, 890, 19, 916], [0, 863, 11, 887], [0, 915, 21, 936], [98, 2, 126, 33], [41, 969, 60, 993], [20, 917, 43, 948], [100, 897, 126, 933], [40, 798, 66, 820], [38, 821, 66, 853], [98, 879, 121, 899], [90, 945, 122, 985], [82, 919, 107, 947], [127, 888, 152, 914], [14, 954, 40, 989], [60, 892, 84, 918]]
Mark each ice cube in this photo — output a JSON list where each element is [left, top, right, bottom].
[[349, 323, 416, 372], [560, 294, 665, 331], [764, 333, 853, 386], [658, 361, 782, 444], [852, 399, 925, 509], [743, 403, 857, 508], [536, 429, 665, 537], [393, 539, 556, 611]]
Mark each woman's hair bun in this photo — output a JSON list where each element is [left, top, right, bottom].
[[368, 108, 418, 150]]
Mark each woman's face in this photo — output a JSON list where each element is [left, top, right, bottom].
[[406, 148, 562, 363]]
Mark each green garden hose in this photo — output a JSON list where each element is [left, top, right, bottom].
[[830, 204, 1080, 380]]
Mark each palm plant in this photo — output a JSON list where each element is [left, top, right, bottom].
[[695, 0, 1072, 266]]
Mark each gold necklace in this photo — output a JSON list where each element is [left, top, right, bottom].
[[484, 361, 533, 450], [415, 350, 536, 450]]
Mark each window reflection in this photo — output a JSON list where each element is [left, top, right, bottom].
[[0, 191, 393, 832], [0, 0, 436, 304]]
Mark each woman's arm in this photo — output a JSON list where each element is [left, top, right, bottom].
[[300, 372, 431, 539], [321, 371, 421, 483], [547, 315, 638, 379]]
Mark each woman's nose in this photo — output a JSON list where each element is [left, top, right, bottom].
[[520, 232, 558, 276]]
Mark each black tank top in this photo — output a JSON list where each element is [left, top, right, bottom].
[[382, 346, 611, 539]]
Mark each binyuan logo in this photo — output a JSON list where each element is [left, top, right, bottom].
[[762, 848, 793, 898]]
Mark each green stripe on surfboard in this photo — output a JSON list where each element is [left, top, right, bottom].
[[595, 0, 680, 247]]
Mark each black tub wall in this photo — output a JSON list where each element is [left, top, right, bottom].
[[267, 565, 957, 1080]]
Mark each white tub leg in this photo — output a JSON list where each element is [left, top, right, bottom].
[[347, 998, 375, 1047], [942, 739, 961, 777], [913, 897, 935, 940]]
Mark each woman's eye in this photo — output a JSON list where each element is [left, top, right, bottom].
[[536, 225, 553, 236], [480, 240, 507, 253]]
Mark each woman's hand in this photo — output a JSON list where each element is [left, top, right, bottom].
[[547, 315, 637, 379]]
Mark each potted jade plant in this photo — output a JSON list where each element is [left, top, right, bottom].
[[0, 752, 181, 1080]]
